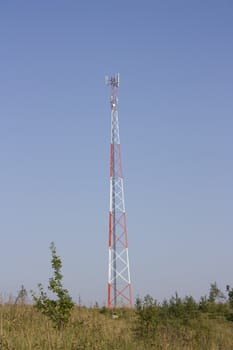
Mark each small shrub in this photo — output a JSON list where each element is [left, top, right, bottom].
[[15, 285, 28, 304], [135, 295, 159, 338], [32, 242, 74, 329]]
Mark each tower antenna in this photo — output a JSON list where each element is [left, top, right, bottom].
[[105, 73, 132, 307]]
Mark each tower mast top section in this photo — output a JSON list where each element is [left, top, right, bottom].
[[105, 73, 120, 111], [105, 73, 120, 88]]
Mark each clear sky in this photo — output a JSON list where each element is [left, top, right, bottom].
[[0, 1, 232, 305]]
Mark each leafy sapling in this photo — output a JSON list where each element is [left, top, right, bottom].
[[32, 242, 74, 329]]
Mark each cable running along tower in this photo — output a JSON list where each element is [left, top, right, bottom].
[[105, 73, 132, 308]]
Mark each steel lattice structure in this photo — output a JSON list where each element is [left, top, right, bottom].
[[105, 73, 132, 308]]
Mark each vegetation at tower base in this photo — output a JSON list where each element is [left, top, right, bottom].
[[3, 278, 233, 349], [1, 291, 233, 350], [31, 242, 74, 329]]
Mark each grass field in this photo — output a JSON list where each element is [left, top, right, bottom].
[[1, 302, 233, 349]]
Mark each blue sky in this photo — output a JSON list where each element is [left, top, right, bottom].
[[0, 1, 232, 305]]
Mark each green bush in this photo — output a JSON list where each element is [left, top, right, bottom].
[[32, 242, 74, 329]]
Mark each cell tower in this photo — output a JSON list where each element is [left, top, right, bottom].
[[105, 73, 132, 308]]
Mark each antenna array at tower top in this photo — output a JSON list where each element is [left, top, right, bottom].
[[105, 73, 120, 88]]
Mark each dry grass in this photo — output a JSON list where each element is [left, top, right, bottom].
[[1, 304, 233, 349]]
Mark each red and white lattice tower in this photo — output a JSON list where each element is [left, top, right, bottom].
[[105, 73, 132, 308]]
